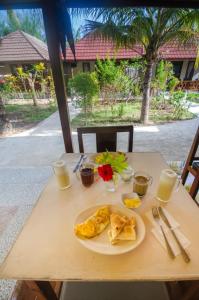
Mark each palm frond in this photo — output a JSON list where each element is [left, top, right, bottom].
[[55, 1, 76, 61], [80, 8, 199, 64], [84, 20, 135, 49], [195, 48, 199, 69]]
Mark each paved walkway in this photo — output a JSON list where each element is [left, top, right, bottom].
[[0, 103, 198, 299], [1, 105, 198, 167]]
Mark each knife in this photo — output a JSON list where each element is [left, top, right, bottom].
[[158, 207, 190, 263], [73, 154, 84, 173]]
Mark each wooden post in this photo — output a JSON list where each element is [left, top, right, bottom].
[[42, 2, 73, 153]]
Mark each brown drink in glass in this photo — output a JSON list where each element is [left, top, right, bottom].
[[133, 171, 152, 197], [80, 164, 94, 187]]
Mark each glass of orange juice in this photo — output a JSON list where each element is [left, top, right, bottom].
[[53, 160, 71, 190], [156, 169, 180, 202]]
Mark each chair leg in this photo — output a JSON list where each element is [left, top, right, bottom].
[[181, 282, 199, 300], [166, 281, 183, 300], [189, 175, 199, 200]]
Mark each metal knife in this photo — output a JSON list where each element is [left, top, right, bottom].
[[158, 207, 190, 263], [73, 154, 84, 173]]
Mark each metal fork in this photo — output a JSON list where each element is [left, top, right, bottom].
[[152, 207, 175, 259]]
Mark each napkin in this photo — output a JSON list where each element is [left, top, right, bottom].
[[146, 208, 191, 256]]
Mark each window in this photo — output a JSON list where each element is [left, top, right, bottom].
[[10, 64, 18, 75], [185, 61, 195, 81], [63, 62, 72, 76], [172, 61, 183, 78], [22, 64, 33, 72], [83, 62, 90, 72]]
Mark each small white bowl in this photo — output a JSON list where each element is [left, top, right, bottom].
[[122, 192, 141, 209]]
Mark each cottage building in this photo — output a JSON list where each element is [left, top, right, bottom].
[[0, 31, 198, 90], [0, 30, 49, 75], [65, 34, 199, 85]]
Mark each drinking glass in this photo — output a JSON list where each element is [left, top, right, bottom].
[[121, 166, 134, 182], [156, 169, 180, 202], [133, 171, 153, 197], [77, 163, 94, 187]]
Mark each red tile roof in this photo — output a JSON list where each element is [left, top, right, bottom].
[[65, 34, 143, 61], [159, 40, 197, 60], [66, 34, 197, 62]]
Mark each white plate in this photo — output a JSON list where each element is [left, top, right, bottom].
[[74, 204, 146, 255]]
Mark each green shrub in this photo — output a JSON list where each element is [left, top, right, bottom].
[[69, 72, 99, 115], [95, 57, 117, 87], [167, 77, 180, 92], [186, 93, 199, 102], [0, 79, 13, 94], [170, 91, 188, 119], [117, 103, 125, 117], [152, 60, 179, 94]]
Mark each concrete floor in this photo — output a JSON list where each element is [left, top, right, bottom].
[[0, 104, 198, 299]]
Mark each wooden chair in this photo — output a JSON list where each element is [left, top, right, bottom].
[[77, 125, 134, 153], [181, 126, 199, 201]]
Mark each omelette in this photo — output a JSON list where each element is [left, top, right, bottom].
[[75, 206, 110, 239]]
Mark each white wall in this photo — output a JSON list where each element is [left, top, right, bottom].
[[71, 61, 96, 76], [180, 60, 189, 80], [193, 67, 199, 80], [0, 64, 11, 76], [180, 60, 199, 81]]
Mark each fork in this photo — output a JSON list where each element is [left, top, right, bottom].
[[152, 207, 175, 259]]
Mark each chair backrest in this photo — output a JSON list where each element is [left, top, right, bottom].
[[77, 126, 134, 153], [181, 125, 199, 201]]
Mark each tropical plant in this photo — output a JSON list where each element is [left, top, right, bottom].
[[16, 63, 46, 106], [69, 72, 99, 116], [7, 10, 21, 32], [170, 91, 188, 119], [0, 9, 45, 41], [186, 92, 199, 102], [95, 57, 118, 87], [95, 58, 134, 103], [152, 60, 179, 94], [167, 77, 180, 93], [82, 8, 199, 123]]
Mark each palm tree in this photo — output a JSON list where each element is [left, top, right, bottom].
[[82, 8, 199, 123]]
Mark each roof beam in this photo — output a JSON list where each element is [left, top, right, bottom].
[[0, 1, 42, 9], [0, 0, 199, 9]]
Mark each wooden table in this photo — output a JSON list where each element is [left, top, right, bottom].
[[1, 153, 199, 299]]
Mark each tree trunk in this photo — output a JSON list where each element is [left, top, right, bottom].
[[0, 95, 6, 124], [140, 60, 154, 124], [28, 79, 38, 106], [31, 86, 38, 106], [0, 95, 11, 134]]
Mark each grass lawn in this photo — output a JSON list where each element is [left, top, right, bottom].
[[1, 101, 58, 135], [71, 101, 195, 128], [5, 102, 57, 123], [186, 93, 199, 103]]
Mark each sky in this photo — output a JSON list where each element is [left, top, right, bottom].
[[0, 9, 88, 39]]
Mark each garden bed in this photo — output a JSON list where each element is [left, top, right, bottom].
[[71, 101, 195, 128], [0, 102, 57, 136]]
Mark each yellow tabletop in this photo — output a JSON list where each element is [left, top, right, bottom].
[[0, 153, 199, 282]]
